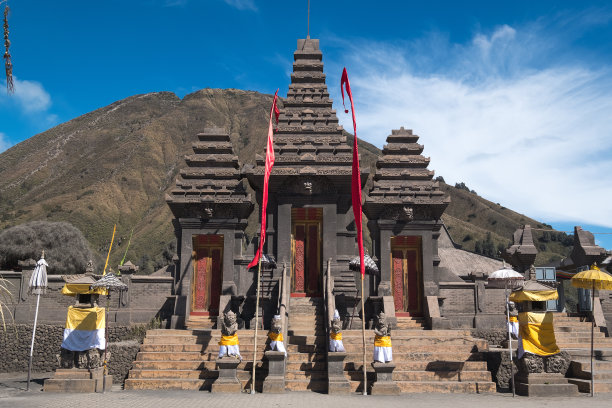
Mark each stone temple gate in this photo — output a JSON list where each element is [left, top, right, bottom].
[[166, 37, 451, 330]]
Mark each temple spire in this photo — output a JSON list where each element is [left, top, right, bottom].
[[307, 0, 310, 39]]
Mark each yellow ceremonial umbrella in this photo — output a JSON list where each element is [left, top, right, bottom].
[[571, 265, 612, 397]]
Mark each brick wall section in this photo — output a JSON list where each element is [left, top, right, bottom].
[[0, 324, 148, 384]]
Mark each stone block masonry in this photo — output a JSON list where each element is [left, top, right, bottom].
[[0, 324, 146, 384]]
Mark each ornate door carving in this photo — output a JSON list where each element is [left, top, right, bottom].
[[191, 235, 223, 316], [390, 236, 423, 315], [291, 208, 322, 297]]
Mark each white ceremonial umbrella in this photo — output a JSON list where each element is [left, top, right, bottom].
[[27, 252, 48, 391], [487, 262, 524, 397]]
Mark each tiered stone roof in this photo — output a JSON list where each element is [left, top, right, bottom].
[[246, 38, 360, 184], [364, 127, 449, 220], [166, 127, 252, 219]]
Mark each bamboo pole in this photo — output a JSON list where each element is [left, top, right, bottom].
[[103, 294, 109, 393], [26, 293, 40, 391], [251, 256, 263, 394], [591, 282, 595, 397], [505, 282, 515, 397], [361, 275, 366, 395]]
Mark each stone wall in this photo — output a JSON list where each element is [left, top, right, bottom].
[[0, 271, 174, 326], [471, 328, 507, 347], [600, 290, 612, 332], [108, 341, 141, 384], [0, 323, 149, 383], [438, 283, 507, 329]]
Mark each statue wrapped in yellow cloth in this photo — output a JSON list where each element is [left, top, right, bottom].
[[329, 309, 345, 352], [268, 315, 286, 356], [218, 311, 241, 361], [373, 311, 392, 363]]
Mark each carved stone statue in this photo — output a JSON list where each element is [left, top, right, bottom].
[[57, 348, 107, 369], [267, 314, 286, 355], [218, 310, 241, 360], [222, 310, 238, 336], [329, 309, 345, 352], [373, 311, 392, 363], [374, 311, 390, 337]]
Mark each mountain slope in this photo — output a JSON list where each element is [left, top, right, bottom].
[[0, 89, 571, 272]]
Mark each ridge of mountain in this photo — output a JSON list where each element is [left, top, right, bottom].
[[0, 89, 571, 273]]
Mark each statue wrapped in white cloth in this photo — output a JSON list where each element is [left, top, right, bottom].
[[373, 311, 392, 363], [329, 309, 345, 352], [218, 310, 241, 360], [268, 315, 286, 356]]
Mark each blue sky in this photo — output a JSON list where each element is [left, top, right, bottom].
[[1, 0, 611, 249]]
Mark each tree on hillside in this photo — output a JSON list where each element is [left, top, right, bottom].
[[0, 221, 95, 274]]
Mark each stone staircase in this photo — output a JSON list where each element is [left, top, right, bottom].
[[395, 316, 426, 330], [552, 313, 612, 393], [285, 297, 328, 392], [124, 329, 269, 391], [185, 316, 217, 330], [341, 328, 496, 393]]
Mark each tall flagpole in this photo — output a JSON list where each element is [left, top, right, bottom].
[[361, 275, 367, 395], [251, 256, 263, 394], [341, 67, 366, 395], [247, 90, 279, 395]]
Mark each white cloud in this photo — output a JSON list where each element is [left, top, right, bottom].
[[0, 132, 11, 154], [222, 0, 257, 12], [330, 23, 612, 229], [1, 77, 52, 113], [1, 77, 58, 128]]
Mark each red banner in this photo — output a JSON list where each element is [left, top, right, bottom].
[[248, 90, 280, 269], [341, 68, 365, 277]]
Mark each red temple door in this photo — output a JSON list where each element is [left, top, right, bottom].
[[291, 208, 322, 297], [391, 236, 423, 316], [191, 235, 223, 316]]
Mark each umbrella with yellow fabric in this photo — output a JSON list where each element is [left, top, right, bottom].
[[571, 264, 612, 397]]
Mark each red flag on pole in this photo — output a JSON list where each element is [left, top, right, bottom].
[[341, 68, 365, 277], [247, 89, 280, 269]]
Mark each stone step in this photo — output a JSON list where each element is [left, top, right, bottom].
[[555, 332, 606, 339], [138, 343, 314, 353], [341, 344, 481, 353], [125, 374, 266, 392], [286, 361, 328, 371], [129, 369, 215, 379], [135, 351, 323, 362], [285, 379, 327, 392], [341, 360, 488, 372], [343, 369, 491, 382], [132, 360, 267, 370], [572, 360, 612, 370], [341, 330, 474, 337], [343, 351, 487, 362], [393, 381, 497, 393], [136, 351, 267, 361], [146, 329, 273, 337], [143, 334, 270, 345], [286, 370, 327, 380], [288, 335, 485, 346], [567, 378, 612, 393], [124, 379, 207, 390], [558, 342, 612, 349]]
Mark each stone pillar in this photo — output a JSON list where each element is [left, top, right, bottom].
[[327, 352, 350, 394], [212, 357, 242, 393], [370, 362, 400, 395], [262, 351, 286, 393]]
